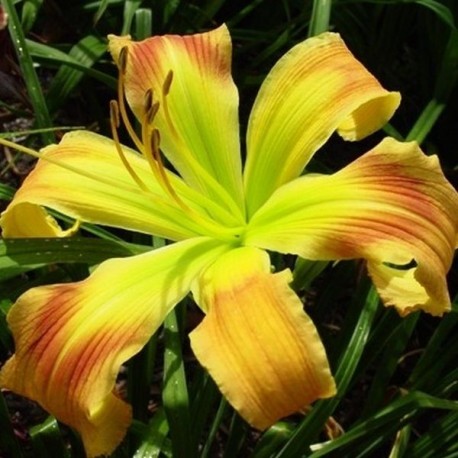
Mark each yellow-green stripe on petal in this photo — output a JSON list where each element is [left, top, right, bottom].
[[190, 247, 335, 429], [244, 32, 400, 215], [0, 237, 230, 458], [1, 131, 219, 240], [108, 25, 244, 215], [245, 138, 458, 316]]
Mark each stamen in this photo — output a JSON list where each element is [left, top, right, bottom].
[[109, 100, 150, 193], [118, 46, 128, 75], [150, 129, 189, 211], [163, 70, 174, 96], [147, 102, 160, 125], [110, 99, 120, 127], [161, 70, 179, 139], [116, 47, 144, 152], [140, 111, 189, 212], [143, 88, 153, 114], [0, 136, 244, 242]]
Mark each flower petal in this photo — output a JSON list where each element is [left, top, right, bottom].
[[108, 25, 244, 213], [0, 237, 229, 457], [244, 32, 400, 215], [245, 138, 458, 316], [190, 247, 335, 429], [1, 131, 230, 240]]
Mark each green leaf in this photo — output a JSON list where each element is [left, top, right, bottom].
[[162, 306, 194, 458], [135, 8, 153, 39], [309, 0, 332, 36], [0, 183, 15, 201], [309, 391, 458, 457], [46, 35, 108, 113], [93, 0, 111, 25], [122, 0, 144, 35], [21, 0, 43, 33], [2, 0, 54, 144], [132, 410, 170, 458], [30, 416, 69, 458], [27, 40, 116, 89], [128, 334, 158, 422], [0, 237, 150, 280]]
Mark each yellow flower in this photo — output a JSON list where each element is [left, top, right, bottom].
[[1, 25, 457, 457]]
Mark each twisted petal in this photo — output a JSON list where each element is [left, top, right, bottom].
[[0, 237, 229, 457], [244, 32, 400, 215], [108, 25, 244, 213], [190, 247, 335, 429], [245, 138, 458, 316], [1, 131, 223, 240]]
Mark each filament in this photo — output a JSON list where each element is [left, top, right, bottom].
[[109, 100, 150, 193]]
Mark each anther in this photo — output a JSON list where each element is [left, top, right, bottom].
[[119, 46, 128, 74], [151, 128, 161, 157], [143, 88, 154, 115], [109, 100, 120, 127], [162, 70, 174, 96], [147, 102, 160, 125]]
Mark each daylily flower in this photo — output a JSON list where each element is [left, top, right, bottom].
[[1, 25, 457, 457]]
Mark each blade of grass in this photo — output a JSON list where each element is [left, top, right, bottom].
[[30, 416, 69, 458], [135, 8, 153, 40], [308, 0, 332, 36], [46, 35, 107, 114], [122, 0, 144, 35], [93, 0, 111, 25], [309, 391, 458, 457], [0, 237, 150, 280], [20, 0, 43, 33], [200, 398, 229, 458], [389, 424, 411, 458], [224, 412, 248, 458], [130, 411, 170, 458], [128, 333, 158, 422], [408, 299, 458, 390], [408, 410, 458, 458], [0, 126, 84, 139], [361, 313, 419, 418], [0, 183, 15, 200], [162, 305, 195, 458], [0, 300, 13, 356], [2, 0, 54, 144], [26, 39, 116, 89], [251, 423, 295, 458], [189, 370, 221, 449], [406, 29, 458, 142]]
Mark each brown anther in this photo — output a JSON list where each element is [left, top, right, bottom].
[[109, 100, 120, 127], [143, 88, 154, 115], [119, 46, 128, 74], [151, 128, 161, 157], [147, 102, 160, 125], [162, 70, 174, 96]]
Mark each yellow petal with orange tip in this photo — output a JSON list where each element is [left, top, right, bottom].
[[108, 25, 244, 213], [0, 130, 223, 240], [244, 32, 400, 215], [190, 247, 335, 429], [0, 237, 229, 457], [245, 138, 458, 316]]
